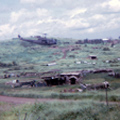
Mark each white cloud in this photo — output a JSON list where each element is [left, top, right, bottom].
[[0, 24, 15, 34], [105, 18, 120, 29], [20, 0, 37, 4], [10, 8, 50, 24], [91, 14, 105, 20], [36, 8, 50, 17], [68, 8, 87, 18], [10, 9, 27, 23], [65, 18, 89, 29], [0, 24, 16, 40], [102, 0, 120, 11], [1, 0, 120, 40], [85, 15, 120, 35], [87, 28, 95, 33], [20, 0, 49, 5]]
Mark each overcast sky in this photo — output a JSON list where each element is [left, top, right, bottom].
[[0, 0, 120, 40]]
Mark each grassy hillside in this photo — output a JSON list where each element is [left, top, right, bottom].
[[0, 39, 120, 74], [0, 38, 120, 97], [0, 38, 120, 120]]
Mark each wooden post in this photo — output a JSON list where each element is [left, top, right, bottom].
[[105, 87, 109, 106], [37, 116, 41, 120], [24, 113, 27, 120]]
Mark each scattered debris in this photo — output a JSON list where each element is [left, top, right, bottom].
[[108, 72, 120, 78], [47, 62, 57, 66], [75, 38, 120, 45], [88, 55, 97, 60], [75, 61, 81, 64], [5, 79, 20, 88], [0, 61, 17, 68], [80, 81, 110, 91], [3, 73, 20, 79], [75, 39, 104, 44], [5, 80, 36, 88], [103, 47, 110, 51], [92, 69, 113, 73]]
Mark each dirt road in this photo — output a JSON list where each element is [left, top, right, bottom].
[[0, 95, 120, 105], [0, 95, 120, 112], [0, 95, 63, 104]]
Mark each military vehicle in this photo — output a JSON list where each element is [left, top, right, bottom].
[[18, 35, 57, 45]]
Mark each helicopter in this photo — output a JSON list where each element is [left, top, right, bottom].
[[18, 34, 57, 45]]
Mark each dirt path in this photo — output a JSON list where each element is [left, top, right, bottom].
[[0, 95, 120, 112], [0, 95, 65, 104], [0, 95, 120, 105]]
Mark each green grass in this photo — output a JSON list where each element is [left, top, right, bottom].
[[1, 100, 120, 120], [0, 82, 120, 102], [0, 39, 120, 73], [0, 39, 120, 119]]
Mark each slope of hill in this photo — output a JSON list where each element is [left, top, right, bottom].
[[0, 38, 120, 120], [0, 38, 120, 75]]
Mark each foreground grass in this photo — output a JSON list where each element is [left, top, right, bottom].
[[1, 100, 120, 120]]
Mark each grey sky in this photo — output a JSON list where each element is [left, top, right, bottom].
[[0, 0, 120, 40]]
